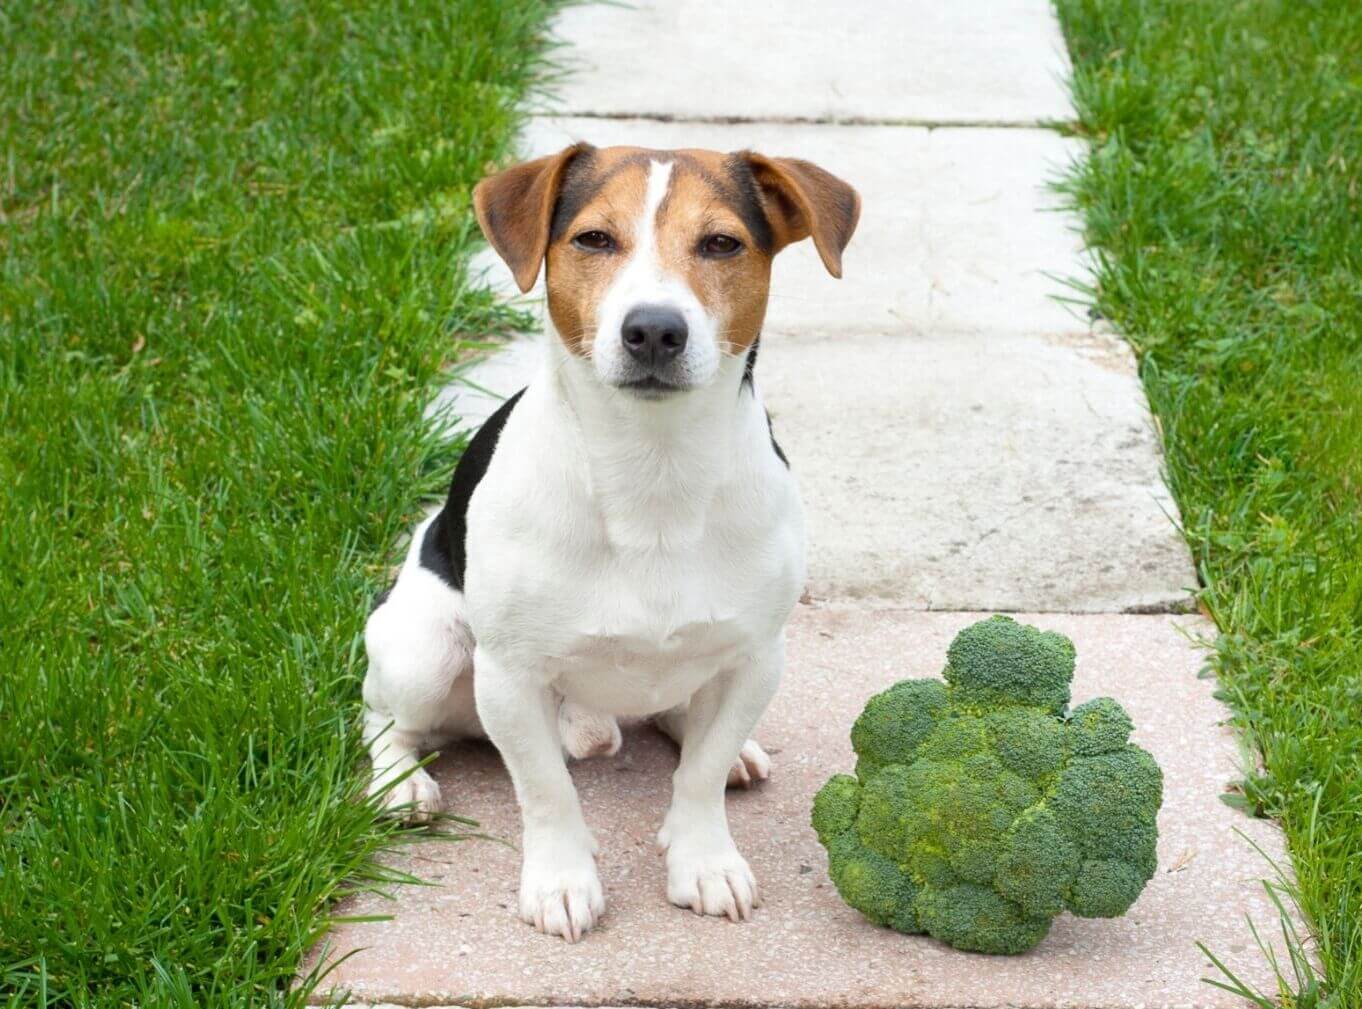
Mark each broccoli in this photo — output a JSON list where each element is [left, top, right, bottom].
[[812, 615, 1163, 955]]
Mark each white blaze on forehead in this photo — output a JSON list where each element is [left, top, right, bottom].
[[635, 159, 674, 269], [608, 158, 675, 296]]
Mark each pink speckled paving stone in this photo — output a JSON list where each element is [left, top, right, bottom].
[[310, 609, 1292, 1009]]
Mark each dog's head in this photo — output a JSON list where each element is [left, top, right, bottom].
[[474, 144, 859, 398]]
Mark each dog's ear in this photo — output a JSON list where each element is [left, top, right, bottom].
[[473, 143, 593, 293], [743, 154, 860, 278]]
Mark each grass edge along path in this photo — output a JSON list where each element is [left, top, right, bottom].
[[0, 2, 563, 1005], [1055, 1, 1362, 1006]]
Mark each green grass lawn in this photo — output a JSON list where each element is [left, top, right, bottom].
[[1056, 1, 1361, 1004], [0, 1, 558, 1004]]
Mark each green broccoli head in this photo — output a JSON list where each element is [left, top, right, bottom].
[[944, 614, 1074, 713], [813, 615, 1163, 955]]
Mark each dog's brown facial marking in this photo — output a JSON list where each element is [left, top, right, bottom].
[[543, 148, 652, 358], [654, 150, 776, 356], [473, 144, 859, 386]]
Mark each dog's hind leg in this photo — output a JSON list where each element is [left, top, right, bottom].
[[361, 705, 445, 822], [362, 568, 480, 823], [655, 704, 771, 789], [557, 699, 622, 760]]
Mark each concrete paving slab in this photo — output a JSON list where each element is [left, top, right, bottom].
[[923, 128, 1088, 335], [430, 327, 1194, 613], [474, 117, 1086, 339], [547, 2, 1074, 126], [759, 329, 1195, 612], [312, 610, 1289, 1009]]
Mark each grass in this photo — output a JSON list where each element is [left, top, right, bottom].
[[1055, 1, 1362, 1004], [0, 1, 559, 1004]]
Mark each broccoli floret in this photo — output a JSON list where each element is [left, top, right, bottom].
[[915, 882, 1052, 955], [1067, 697, 1134, 756], [985, 707, 1066, 780], [812, 616, 1163, 955], [995, 809, 1079, 918], [851, 678, 949, 778], [811, 773, 861, 846], [1068, 857, 1151, 918], [944, 614, 1074, 714]]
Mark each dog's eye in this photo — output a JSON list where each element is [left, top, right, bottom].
[[700, 234, 743, 258], [572, 230, 616, 252]]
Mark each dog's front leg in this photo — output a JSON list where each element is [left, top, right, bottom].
[[658, 637, 782, 922], [474, 646, 604, 942]]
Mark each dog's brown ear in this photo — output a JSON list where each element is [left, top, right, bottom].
[[473, 143, 593, 293], [744, 154, 860, 278]]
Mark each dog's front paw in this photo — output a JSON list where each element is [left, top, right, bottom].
[[520, 834, 605, 943], [662, 831, 760, 922], [727, 739, 771, 789], [370, 767, 442, 824]]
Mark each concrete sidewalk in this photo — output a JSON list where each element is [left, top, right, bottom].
[[317, 613, 1284, 1009], [316, 2, 1293, 1006]]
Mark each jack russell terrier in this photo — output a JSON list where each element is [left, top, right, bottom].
[[362, 143, 859, 942]]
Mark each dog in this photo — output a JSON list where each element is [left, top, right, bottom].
[[361, 142, 859, 942]]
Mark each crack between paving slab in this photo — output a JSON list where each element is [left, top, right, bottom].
[[920, 599, 1198, 615], [546, 109, 1079, 131], [804, 597, 1199, 615], [335, 999, 1079, 1009], [332, 995, 1184, 1009]]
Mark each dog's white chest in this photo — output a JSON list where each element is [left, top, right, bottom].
[[548, 612, 751, 716], [523, 518, 797, 715], [468, 479, 803, 716]]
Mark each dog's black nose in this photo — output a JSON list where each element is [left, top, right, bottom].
[[621, 305, 687, 367]]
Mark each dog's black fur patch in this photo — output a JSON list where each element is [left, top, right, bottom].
[[726, 154, 776, 254], [419, 511, 458, 586], [742, 340, 760, 386], [740, 339, 789, 468], [420, 388, 527, 590], [766, 411, 789, 468], [548, 147, 600, 242]]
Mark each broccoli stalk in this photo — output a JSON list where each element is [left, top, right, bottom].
[[812, 615, 1163, 955]]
